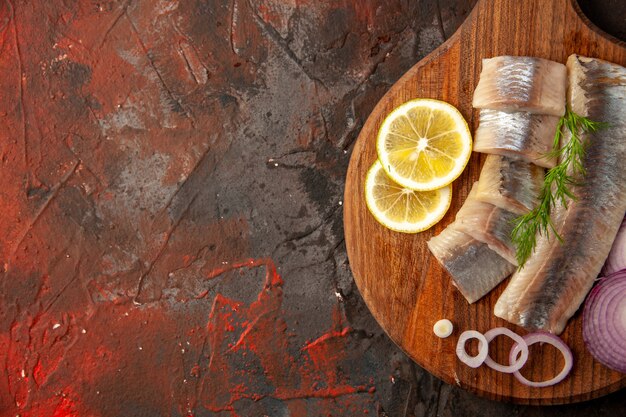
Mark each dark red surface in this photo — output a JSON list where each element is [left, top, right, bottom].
[[0, 1, 623, 416]]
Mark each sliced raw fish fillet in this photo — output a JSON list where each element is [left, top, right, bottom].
[[474, 110, 560, 168], [427, 225, 515, 304], [475, 155, 544, 214], [454, 183, 519, 265], [494, 55, 626, 334], [472, 56, 567, 116]]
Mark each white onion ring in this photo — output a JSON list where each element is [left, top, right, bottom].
[[509, 332, 573, 388], [456, 330, 488, 368], [481, 327, 529, 374]]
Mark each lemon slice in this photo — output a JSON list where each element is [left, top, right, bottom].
[[376, 98, 471, 191], [365, 161, 451, 233]]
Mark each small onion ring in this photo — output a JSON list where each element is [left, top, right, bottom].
[[481, 327, 529, 374], [509, 332, 573, 388], [456, 330, 488, 368], [433, 319, 454, 338]]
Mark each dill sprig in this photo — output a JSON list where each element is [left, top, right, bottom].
[[511, 110, 608, 268]]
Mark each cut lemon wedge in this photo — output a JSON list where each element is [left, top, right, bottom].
[[376, 99, 472, 191], [365, 161, 451, 233]]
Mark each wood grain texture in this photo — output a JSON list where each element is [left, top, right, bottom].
[[344, 0, 626, 405]]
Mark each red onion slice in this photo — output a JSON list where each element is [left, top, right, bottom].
[[509, 332, 573, 387], [456, 330, 488, 368], [603, 217, 626, 276], [583, 270, 626, 373], [482, 327, 529, 374], [593, 279, 626, 364], [584, 277, 626, 367]]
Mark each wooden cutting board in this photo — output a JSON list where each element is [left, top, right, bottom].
[[343, 0, 626, 405]]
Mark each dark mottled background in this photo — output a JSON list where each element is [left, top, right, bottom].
[[0, 1, 623, 416]]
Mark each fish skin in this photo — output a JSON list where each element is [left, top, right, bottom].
[[475, 155, 544, 214], [472, 56, 567, 116], [427, 225, 515, 304], [453, 183, 519, 265], [474, 110, 560, 168], [494, 55, 626, 334]]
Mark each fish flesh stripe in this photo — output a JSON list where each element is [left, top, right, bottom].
[[428, 225, 515, 304], [474, 110, 560, 168], [472, 56, 567, 116], [475, 154, 544, 214]]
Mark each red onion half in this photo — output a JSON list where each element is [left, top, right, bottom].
[[456, 330, 488, 368], [603, 217, 626, 276], [583, 270, 626, 373], [510, 332, 573, 388]]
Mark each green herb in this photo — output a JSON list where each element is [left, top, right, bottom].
[[511, 110, 608, 268]]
